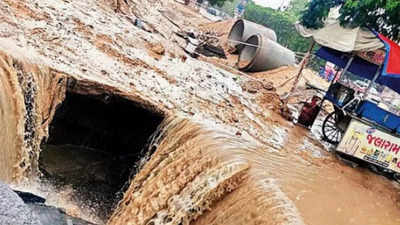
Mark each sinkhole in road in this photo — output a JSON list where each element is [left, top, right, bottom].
[[39, 91, 164, 222]]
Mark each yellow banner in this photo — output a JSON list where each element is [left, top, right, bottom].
[[337, 119, 400, 173]]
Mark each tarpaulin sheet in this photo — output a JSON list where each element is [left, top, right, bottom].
[[296, 7, 384, 52], [377, 33, 400, 78], [316, 47, 400, 94], [316, 47, 378, 80]]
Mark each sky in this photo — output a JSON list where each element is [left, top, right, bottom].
[[252, 0, 291, 9]]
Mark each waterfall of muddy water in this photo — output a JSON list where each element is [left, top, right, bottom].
[[110, 117, 400, 225], [108, 117, 251, 225], [0, 50, 66, 182], [108, 117, 308, 225]]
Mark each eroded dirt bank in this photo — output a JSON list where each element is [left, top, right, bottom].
[[0, 0, 400, 225], [0, 50, 66, 182]]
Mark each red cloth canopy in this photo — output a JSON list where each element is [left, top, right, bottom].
[[377, 34, 400, 77]]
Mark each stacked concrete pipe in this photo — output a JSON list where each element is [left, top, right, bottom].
[[227, 19, 296, 72], [228, 19, 277, 52], [238, 34, 296, 72]]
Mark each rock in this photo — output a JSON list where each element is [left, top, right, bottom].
[[241, 81, 263, 94], [0, 181, 42, 225], [230, 113, 239, 123], [180, 55, 187, 62], [169, 52, 176, 58], [14, 190, 46, 204], [281, 105, 294, 122], [39, 144, 110, 184], [146, 42, 166, 60], [256, 91, 282, 113], [150, 43, 165, 55], [262, 81, 276, 91], [0, 181, 96, 225], [27, 204, 96, 225]]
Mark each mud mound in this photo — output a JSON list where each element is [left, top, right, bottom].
[[198, 20, 235, 36], [250, 66, 329, 95], [256, 91, 282, 112]]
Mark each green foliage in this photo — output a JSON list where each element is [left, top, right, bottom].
[[300, 0, 342, 29], [283, 0, 308, 22], [208, 0, 233, 7], [220, 0, 241, 16], [301, 0, 400, 41], [243, 1, 309, 53]]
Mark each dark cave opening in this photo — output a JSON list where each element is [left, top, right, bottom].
[[39, 91, 164, 221]]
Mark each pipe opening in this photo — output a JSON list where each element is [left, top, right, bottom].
[[39, 91, 164, 222], [227, 20, 244, 48], [238, 35, 260, 70]]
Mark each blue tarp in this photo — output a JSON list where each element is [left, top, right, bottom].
[[316, 47, 379, 80], [356, 101, 400, 132], [316, 47, 400, 94]]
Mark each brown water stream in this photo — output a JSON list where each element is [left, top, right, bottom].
[[107, 118, 400, 225]]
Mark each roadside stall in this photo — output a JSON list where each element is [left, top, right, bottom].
[[316, 36, 400, 175], [296, 8, 400, 176]]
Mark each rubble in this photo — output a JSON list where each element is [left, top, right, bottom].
[[240, 80, 263, 94], [147, 42, 165, 60], [281, 104, 295, 121]]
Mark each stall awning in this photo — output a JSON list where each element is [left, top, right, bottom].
[[316, 46, 400, 94], [377, 33, 400, 78], [316, 47, 379, 80], [297, 6, 400, 94], [295, 7, 384, 52]]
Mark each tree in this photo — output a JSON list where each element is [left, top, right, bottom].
[[301, 0, 400, 41], [220, 0, 241, 16], [243, 1, 310, 53], [208, 0, 233, 7], [283, 0, 308, 22]]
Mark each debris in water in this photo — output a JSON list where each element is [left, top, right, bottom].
[[297, 138, 324, 159], [268, 126, 288, 150]]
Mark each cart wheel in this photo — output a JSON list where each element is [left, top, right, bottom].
[[322, 111, 343, 145], [393, 173, 400, 183]]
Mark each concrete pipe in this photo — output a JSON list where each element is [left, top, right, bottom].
[[228, 19, 277, 52], [238, 34, 296, 72]]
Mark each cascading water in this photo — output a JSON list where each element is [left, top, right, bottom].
[[108, 117, 307, 225]]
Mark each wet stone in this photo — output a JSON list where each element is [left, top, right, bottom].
[[39, 144, 117, 221], [39, 144, 110, 185], [0, 181, 41, 225]]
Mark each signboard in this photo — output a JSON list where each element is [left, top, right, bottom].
[[356, 49, 386, 66], [319, 62, 341, 82], [337, 119, 400, 173]]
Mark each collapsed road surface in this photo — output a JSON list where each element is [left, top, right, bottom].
[[0, 0, 400, 225]]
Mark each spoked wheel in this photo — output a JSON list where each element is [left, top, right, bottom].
[[322, 111, 344, 145]]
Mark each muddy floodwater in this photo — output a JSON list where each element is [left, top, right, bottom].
[[14, 117, 400, 225], [108, 117, 400, 225]]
